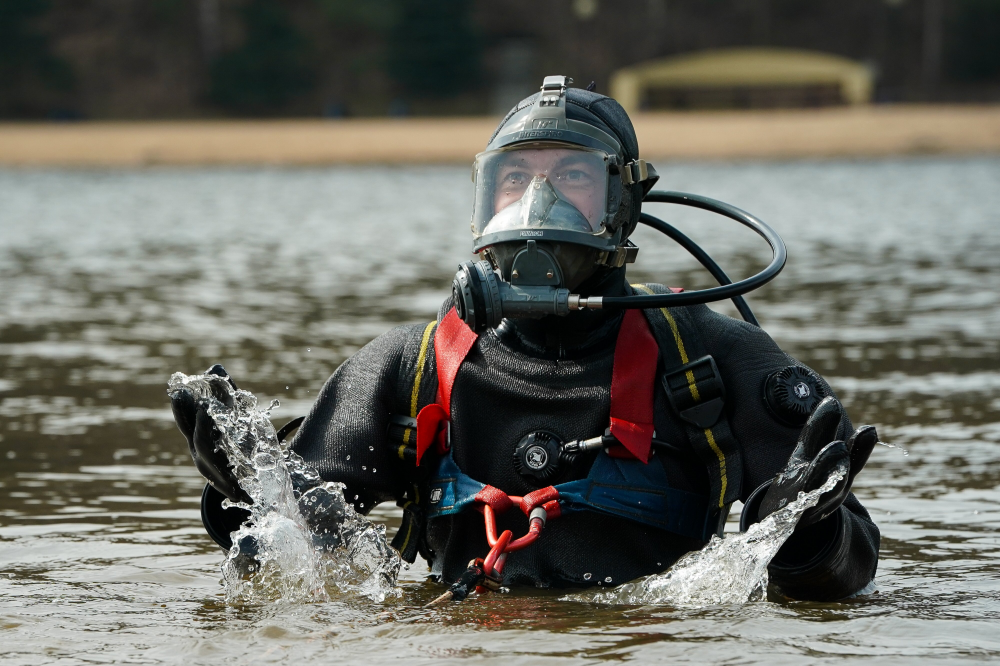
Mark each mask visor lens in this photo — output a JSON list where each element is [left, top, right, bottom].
[[472, 144, 609, 238]]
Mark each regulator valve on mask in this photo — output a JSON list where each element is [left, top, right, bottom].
[[453, 240, 585, 333]]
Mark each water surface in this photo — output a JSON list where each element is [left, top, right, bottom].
[[2, 158, 999, 663]]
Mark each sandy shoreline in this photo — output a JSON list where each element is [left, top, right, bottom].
[[1, 105, 998, 166]]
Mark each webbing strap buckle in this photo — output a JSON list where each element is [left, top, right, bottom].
[[388, 413, 417, 429], [662, 355, 726, 429]]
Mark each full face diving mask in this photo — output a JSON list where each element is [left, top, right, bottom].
[[454, 76, 655, 332], [457, 142, 625, 332], [452, 75, 788, 336]]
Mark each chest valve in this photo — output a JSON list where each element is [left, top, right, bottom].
[[512, 431, 563, 482]]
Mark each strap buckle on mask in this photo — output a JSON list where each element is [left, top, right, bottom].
[[540, 75, 573, 97], [526, 75, 573, 131], [621, 159, 651, 185], [600, 239, 640, 268]]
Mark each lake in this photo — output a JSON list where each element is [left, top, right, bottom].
[[1, 157, 999, 663]]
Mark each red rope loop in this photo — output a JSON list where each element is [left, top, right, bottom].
[[473, 486, 560, 594]]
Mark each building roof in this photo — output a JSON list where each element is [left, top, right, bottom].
[[610, 48, 874, 113]]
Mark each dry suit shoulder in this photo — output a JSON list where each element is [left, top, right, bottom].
[[437, 294, 456, 322], [679, 304, 777, 358], [307, 323, 426, 405], [356, 322, 430, 360], [289, 323, 429, 455]]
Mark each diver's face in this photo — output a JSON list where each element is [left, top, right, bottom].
[[492, 149, 606, 227]]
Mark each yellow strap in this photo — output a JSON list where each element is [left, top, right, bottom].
[[400, 321, 437, 450], [396, 499, 415, 554], [396, 484, 421, 555], [704, 428, 728, 506], [632, 284, 699, 399], [411, 321, 437, 417], [632, 283, 727, 507]]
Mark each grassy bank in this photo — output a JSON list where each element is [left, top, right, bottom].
[[1, 105, 998, 167]]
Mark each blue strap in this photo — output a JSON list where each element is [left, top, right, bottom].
[[556, 453, 717, 541], [426, 452, 718, 542], [426, 453, 485, 517]]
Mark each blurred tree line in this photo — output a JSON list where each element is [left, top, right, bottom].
[[1, 0, 998, 119], [0, 0, 73, 117], [208, 0, 480, 113]]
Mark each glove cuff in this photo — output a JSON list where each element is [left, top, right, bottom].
[[201, 483, 250, 551], [740, 477, 845, 570], [741, 480, 858, 600], [768, 507, 853, 600], [739, 479, 772, 531]]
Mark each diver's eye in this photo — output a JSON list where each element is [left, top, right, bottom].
[[501, 171, 530, 188], [556, 169, 593, 185]]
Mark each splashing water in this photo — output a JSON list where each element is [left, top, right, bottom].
[[878, 440, 909, 456], [568, 467, 846, 608], [167, 372, 401, 604]]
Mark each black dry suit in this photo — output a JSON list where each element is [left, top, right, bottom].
[[290, 281, 879, 600], [287, 88, 879, 601]]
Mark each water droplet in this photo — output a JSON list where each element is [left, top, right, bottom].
[[353, 495, 358, 500], [604, 576, 612, 583], [583, 573, 592, 580], [369, 445, 374, 451], [346, 455, 351, 460], [285, 385, 289, 390], [359, 502, 365, 508], [362, 466, 367, 471], [372, 468, 376, 473], [307, 348, 311, 352]]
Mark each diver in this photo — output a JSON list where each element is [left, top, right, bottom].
[[171, 76, 880, 602]]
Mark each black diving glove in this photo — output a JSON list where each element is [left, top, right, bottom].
[[750, 396, 878, 528], [170, 363, 251, 505]]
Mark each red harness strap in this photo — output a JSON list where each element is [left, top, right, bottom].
[[434, 307, 479, 415], [608, 308, 660, 463], [415, 307, 478, 465], [417, 303, 663, 466]]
